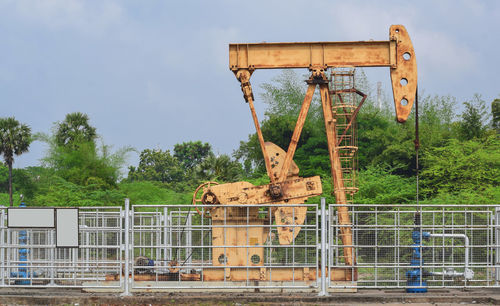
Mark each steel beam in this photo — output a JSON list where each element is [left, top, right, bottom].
[[230, 25, 417, 123]]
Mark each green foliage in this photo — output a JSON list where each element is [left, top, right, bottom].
[[128, 140, 243, 197], [234, 70, 499, 205], [0, 166, 37, 199], [458, 94, 490, 140], [119, 181, 191, 204], [39, 113, 131, 189], [42, 139, 130, 188], [420, 186, 500, 204], [0, 164, 7, 189], [294, 134, 330, 177], [420, 136, 499, 197], [419, 94, 457, 146], [1, 75, 498, 208], [13, 112, 129, 207], [357, 94, 458, 176], [358, 103, 415, 175], [31, 175, 125, 206], [174, 141, 212, 171], [491, 98, 500, 133], [194, 153, 242, 183], [260, 70, 322, 120], [355, 166, 416, 204], [128, 149, 183, 183], [0, 191, 21, 206]]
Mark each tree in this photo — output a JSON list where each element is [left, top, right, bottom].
[[128, 149, 183, 183], [40, 113, 130, 188], [42, 139, 130, 188], [419, 94, 457, 145], [173, 141, 212, 172], [0, 165, 37, 200], [195, 153, 242, 182], [0, 117, 32, 206], [260, 70, 320, 118], [55, 112, 97, 147], [492, 98, 500, 133], [458, 94, 489, 140]]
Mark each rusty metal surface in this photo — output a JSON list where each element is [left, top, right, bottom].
[[389, 25, 417, 122], [195, 176, 322, 206], [229, 41, 395, 69], [230, 25, 416, 123]]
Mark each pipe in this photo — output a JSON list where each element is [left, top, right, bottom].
[[318, 197, 328, 296], [406, 212, 428, 293], [428, 233, 473, 280], [12, 201, 31, 285], [121, 198, 131, 296]]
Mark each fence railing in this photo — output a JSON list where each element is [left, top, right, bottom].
[[1, 201, 499, 294], [0, 206, 123, 288], [329, 204, 500, 289], [129, 204, 319, 290]]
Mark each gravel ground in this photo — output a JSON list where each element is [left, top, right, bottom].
[[0, 288, 499, 305]]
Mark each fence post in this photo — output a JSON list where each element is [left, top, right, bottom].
[[121, 198, 131, 296], [0, 208, 4, 286], [319, 197, 329, 296], [496, 207, 500, 285]]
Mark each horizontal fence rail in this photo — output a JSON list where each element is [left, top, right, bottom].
[[1, 202, 499, 294]]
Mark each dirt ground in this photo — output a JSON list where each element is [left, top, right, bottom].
[[0, 288, 500, 305]]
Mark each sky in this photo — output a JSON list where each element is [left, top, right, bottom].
[[1, 0, 499, 172]]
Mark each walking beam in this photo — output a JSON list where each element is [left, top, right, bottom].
[[230, 25, 417, 123]]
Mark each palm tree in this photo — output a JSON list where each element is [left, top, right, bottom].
[[0, 117, 32, 206], [55, 112, 97, 147], [195, 154, 241, 182]]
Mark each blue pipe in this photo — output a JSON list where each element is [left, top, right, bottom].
[[10, 201, 31, 285], [406, 212, 430, 293]]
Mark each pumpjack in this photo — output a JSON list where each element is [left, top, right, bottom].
[[193, 25, 417, 282]]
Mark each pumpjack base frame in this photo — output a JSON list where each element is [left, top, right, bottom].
[[202, 267, 357, 282]]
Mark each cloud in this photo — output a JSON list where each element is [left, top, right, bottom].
[[415, 30, 477, 79], [433, 0, 486, 18], [326, 1, 477, 78], [0, 0, 124, 36], [156, 25, 240, 79], [199, 26, 240, 72], [326, 2, 417, 40]]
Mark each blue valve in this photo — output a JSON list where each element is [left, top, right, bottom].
[[406, 212, 430, 293]]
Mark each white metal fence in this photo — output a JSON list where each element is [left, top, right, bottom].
[[130, 204, 320, 290], [1, 201, 499, 294], [329, 204, 500, 289], [0, 206, 123, 288]]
